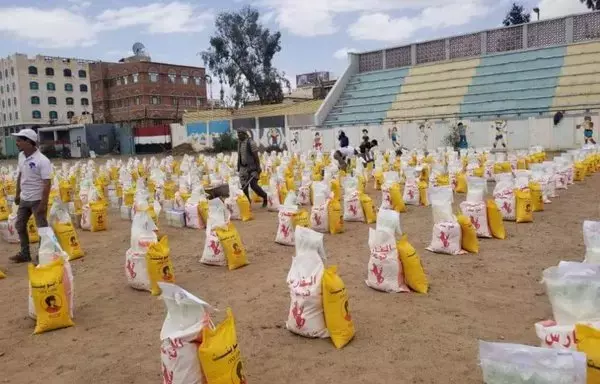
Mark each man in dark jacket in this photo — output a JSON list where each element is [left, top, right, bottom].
[[237, 130, 268, 207], [338, 131, 349, 148]]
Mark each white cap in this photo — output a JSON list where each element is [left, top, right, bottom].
[[12, 128, 38, 143]]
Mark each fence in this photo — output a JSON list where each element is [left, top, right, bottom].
[[358, 11, 600, 73]]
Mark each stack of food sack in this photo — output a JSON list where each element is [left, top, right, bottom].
[[343, 176, 365, 223], [478, 341, 587, 384], [125, 198, 158, 292], [80, 181, 108, 232], [275, 192, 310, 246], [267, 173, 287, 212], [224, 177, 253, 222], [200, 198, 248, 270], [426, 187, 465, 255], [286, 226, 355, 348], [48, 198, 84, 261], [28, 227, 75, 334], [297, 171, 312, 206]]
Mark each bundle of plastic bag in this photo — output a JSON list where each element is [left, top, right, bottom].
[[366, 228, 409, 293], [267, 175, 283, 212], [459, 179, 491, 238], [28, 227, 74, 322], [543, 261, 600, 324], [81, 186, 107, 232], [49, 198, 84, 261], [535, 319, 600, 350], [159, 282, 215, 384], [184, 186, 208, 229], [297, 172, 312, 206], [286, 226, 329, 338], [224, 178, 252, 222], [275, 192, 308, 246], [310, 182, 331, 233], [125, 202, 158, 291], [426, 188, 463, 255], [493, 177, 516, 221], [478, 340, 587, 384], [0, 203, 19, 244], [584, 220, 600, 264]]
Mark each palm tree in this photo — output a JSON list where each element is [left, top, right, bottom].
[[581, 0, 600, 10]]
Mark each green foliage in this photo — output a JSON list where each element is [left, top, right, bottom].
[[442, 124, 461, 150], [503, 3, 531, 26], [581, 0, 600, 10], [212, 132, 238, 153], [201, 6, 290, 108]]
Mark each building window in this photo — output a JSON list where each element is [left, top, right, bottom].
[[12, 83, 15, 91], [182, 75, 189, 85], [132, 73, 139, 83], [0, 71, 2, 80], [13, 97, 17, 106], [0, 85, 3, 94], [15, 111, 18, 120], [28, 66, 38, 75], [2, 114, 5, 122], [151, 95, 161, 105], [81, 98, 89, 106], [194, 77, 202, 86], [48, 96, 57, 105], [45, 67, 54, 76], [67, 111, 74, 119], [168, 70, 176, 83], [47, 82, 56, 91], [196, 98, 203, 107], [123, 76, 128, 85], [1, 100, 4, 108], [78, 70, 87, 78], [4, 69, 7, 78], [32, 110, 41, 119], [5, 85, 8, 94], [172, 97, 177, 105], [63, 69, 72, 77], [66, 97, 74, 105], [8, 113, 12, 121], [134, 96, 141, 105], [7, 99, 10, 107], [31, 96, 40, 105], [49, 111, 58, 120], [10, 67, 14, 76], [80, 84, 88, 92], [30, 81, 39, 90], [149, 72, 158, 82]]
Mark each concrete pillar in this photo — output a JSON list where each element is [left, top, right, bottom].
[[522, 24, 528, 49], [481, 31, 487, 55], [566, 17, 574, 43], [411, 44, 417, 66]]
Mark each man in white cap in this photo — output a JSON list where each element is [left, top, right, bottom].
[[10, 127, 51, 263]]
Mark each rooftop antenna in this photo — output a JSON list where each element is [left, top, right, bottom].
[[132, 42, 147, 56]]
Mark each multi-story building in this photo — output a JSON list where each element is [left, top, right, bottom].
[[89, 54, 207, 127], [0, 54, 94, 135]]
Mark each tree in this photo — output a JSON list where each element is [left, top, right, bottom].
[[201, 7, 290, 108], [581, 0, 600, 10], [502, 3, 531, 26]]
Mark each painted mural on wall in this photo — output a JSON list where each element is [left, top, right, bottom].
[[258, 116, 287, 151], [313, 131, 323, 151], [491, 119, 508, 149], [577, 116, 596, 145], [187, 122, 208, 148], [417, 121, 433, 152], [388, 125, 400, 148], [208, 120, 231, 142]]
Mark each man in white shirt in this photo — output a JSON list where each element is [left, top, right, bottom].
[[10, 128, 52, 263]]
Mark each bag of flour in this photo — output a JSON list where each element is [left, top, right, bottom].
[[276, 193, 300, 246], [583, 220, 600, 264], [286, 226, 329, 338], [200, 199, 229, 266], [366, 228, 409, 293], [535, 319, 600, 350]]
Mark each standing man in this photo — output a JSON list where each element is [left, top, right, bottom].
[[11, 128, 51, 263], [338, 131, 349, 148], [237, 129, 268, 207]]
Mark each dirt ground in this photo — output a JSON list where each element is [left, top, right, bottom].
[[0, 161, 598, 384]]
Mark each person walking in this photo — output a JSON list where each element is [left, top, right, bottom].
[[237, 129, 268, 207], [10, 128, 52, 263]]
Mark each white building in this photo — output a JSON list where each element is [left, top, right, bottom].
[[0, 53, 94, 136]]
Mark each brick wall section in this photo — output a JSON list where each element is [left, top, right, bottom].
[[89, 61, 208, 125]]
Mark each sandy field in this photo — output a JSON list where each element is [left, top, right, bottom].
[[0, 162, 598, 384]]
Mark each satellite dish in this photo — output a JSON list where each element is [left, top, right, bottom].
[[132, 42, 146, 56]]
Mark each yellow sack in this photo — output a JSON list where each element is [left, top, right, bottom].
[[418, 181, 429, 206], [359, 193, 376, 224], [396, 235, 428, 294], [59, 180, 72, 203], [515, 189, 533, 223], [236, 195, 253, 222], [357, 176, 366, 194], [215, 223, 249, 271], [250, 188, 263, 203], [293, 210, 310, 228], [286, 176, 295, 192], [199, 200, 209, 227], [327, 198, 344, 235], [4, 181, 16, 197], [390, 184, 407, 213], [27, 216, 40, 243], [330, 179, 341, 201], [0, 269, 5, 279], [454, 172, 467, 193], [199, 308, 247, 384], [435, 174, 450, 186], [163, 182, 176, 200], [373, 171, 383, 190], [0, 197, 8, 221], [146, 236, 175, 296], [28, 259, 74, 335], [322, 266, 355, 349], [53, 222, 84, 261], [574, 162, 586, 181], [90, 202, 108, 232], [124, 189, 135, 207], [457, 214, 479, 253], [486, 199, 506, 240], [278, 184, 288, 206], [517, 158, 527, 170], [576, 324, 600, 384], [528, 182, 544, 212], [259, 172, 269, 185], [473, 167, 485, 178]]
